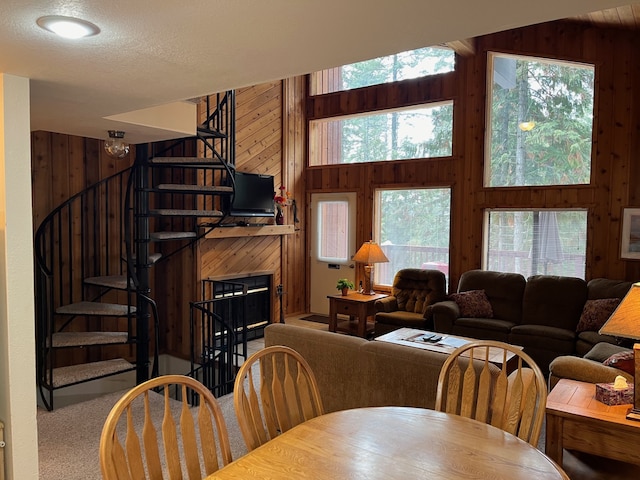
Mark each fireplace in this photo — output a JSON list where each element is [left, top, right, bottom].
[[191, 273, 272, 396]]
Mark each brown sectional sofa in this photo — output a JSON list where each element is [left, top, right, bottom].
[[263, 323, 498, 413], [431, 269, 632, 372]]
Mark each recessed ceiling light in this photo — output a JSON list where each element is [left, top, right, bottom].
[[36, 15, 100, 39]]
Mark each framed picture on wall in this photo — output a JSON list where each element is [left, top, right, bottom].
[[621, 207, 640, 259]]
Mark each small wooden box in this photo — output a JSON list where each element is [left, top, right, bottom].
[[596, 382, 634, 406]]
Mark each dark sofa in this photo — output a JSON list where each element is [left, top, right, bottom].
[[431, 269, 632, 372]]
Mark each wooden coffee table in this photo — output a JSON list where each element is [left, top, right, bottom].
[[546, 379, 640, 466], [375, 327, 520, 372], [327, 292, 387, 338]]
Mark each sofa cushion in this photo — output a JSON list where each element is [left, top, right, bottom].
[[576, 298, 621, 333], [510, 324, 576, 342], [603, 350, 635, 377], [458, 270, 526, 324], [521, 275, 587, 331], [448, 289, 493, 318], [577, 330, 618, 356], [584, 342, 630, 362], [587, 278, 633, 300], [455, 317, 514, 333]]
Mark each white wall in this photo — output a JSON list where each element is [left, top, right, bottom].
[[0, 73, 39, 480]]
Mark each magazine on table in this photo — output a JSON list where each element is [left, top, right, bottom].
[[375, 327, 470, 350]]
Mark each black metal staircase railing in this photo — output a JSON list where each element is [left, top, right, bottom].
[[189, 280, 250, 397], [34, 91, 237, 410]]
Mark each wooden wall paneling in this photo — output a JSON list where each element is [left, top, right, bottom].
[[31, 131, 53, 230], [627, 38, 640, 281], [589, 28, 623, 279], [459, 45, 486, 277], [282, 76, 306, 316]]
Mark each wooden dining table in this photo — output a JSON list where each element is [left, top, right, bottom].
[[206, 406, 568, 479]]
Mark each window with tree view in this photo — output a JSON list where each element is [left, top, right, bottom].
[[486, 53, 595, 187], [310, 46, 455, 95], [375, 188, 451, 287], [309, 103, 453, 165], [484, 209, 587, 279]]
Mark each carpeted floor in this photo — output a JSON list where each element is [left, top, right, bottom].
[[37, 388, 247, 480]]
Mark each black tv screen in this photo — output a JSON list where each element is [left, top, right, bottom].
[[230, 172, 275, 217]]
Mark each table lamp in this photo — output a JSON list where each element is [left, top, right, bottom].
[[352, 240, 389, 295], [599, 282, 640, 421]]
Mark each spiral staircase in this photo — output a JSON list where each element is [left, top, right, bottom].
[[34, 92, 237, 410]]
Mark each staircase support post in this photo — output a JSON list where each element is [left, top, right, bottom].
[[134, 144, 151, 384]]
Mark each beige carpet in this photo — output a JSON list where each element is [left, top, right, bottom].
[[37, 388, 247, 480]]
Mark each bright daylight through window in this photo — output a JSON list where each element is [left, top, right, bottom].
[[486, 53, 595, 187], [310, 46, 455, 95], [309, 103, 453, 166], [375, 188, 451, 287], [316, 200, 350, 263], [484, 210, 587, 279]]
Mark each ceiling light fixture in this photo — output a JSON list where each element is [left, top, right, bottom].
[[36, 15, 100, 39], [104, 131, 130, 159]]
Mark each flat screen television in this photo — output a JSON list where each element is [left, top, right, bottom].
[[229, 172, 275, 217]]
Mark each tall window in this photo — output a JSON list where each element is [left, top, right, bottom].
[[310, 46, 455, 95], [309, 103, 453, 166], [486, 53, 595, 187], [484, 209, 587, 279], [374, 188, 451, 286]]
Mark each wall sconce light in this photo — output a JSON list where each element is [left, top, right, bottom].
[[104, 131, 130, 158]]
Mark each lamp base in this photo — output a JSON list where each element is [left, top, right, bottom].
[[627, 408, 640, 421]]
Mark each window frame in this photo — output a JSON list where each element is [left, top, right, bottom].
[[484, 51, 595, 188]]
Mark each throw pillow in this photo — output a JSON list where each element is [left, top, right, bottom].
[[576, 298, 621, 333], [603, 350, 635, 377], [448, 289, 493, 318]]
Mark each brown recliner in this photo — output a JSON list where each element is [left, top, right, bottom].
[[374, 268, 447, 336]]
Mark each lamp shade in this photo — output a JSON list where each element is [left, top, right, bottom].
[[352, 241, 389, 264], [599, 282, 640, 340]]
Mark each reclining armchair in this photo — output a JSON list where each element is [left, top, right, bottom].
[[374, 268, 447, 336]]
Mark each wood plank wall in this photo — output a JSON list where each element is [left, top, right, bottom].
[[305, 20, 640, 292]]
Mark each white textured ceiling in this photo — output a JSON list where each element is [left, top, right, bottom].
[[0, 0, 637, 143]]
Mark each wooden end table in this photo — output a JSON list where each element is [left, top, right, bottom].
[[546, 378, 640, 466], [327, 292, 387, 338]]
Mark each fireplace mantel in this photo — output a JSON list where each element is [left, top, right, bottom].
[[205, 224, 294, 239]]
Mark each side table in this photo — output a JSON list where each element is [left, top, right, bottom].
[[546, 378, 640, 466], [327, 292, 387, 338]]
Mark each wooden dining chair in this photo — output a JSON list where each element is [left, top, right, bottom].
[[435, 340, 547, 446], [233, 345, 324, 451], [99, 374, 232, 480]]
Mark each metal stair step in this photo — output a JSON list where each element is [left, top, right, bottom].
[[84, 275, 132, 290], [149, 157, 225, 167], [128, 252, 162, 264], [149, 208, 224, 217], [197, 126, 227, 138], [154, 184, 233, 194], [50, 358, 135, 388], [150, 231, 198, 241], [56, 301, 136, 316], [50, 331, 129, 347]]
